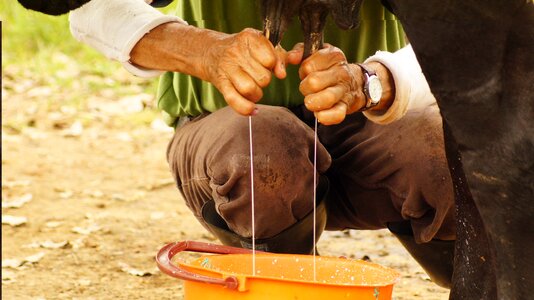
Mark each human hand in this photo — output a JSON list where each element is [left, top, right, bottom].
[[201, 28, 289, 116], [294, 43, 368, 125]]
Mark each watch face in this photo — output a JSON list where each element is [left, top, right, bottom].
[[368, 76, 382, 103]]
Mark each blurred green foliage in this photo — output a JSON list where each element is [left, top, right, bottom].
[[1, 2, 177, 129], [1, 2, 175, 96], [1, 2, 120, 78]]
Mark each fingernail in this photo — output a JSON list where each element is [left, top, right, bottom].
[[251, 107, 259, 116]]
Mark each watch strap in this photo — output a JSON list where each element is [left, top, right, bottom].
[[357, 63, 377, 77], [356, 63, 381, 110]]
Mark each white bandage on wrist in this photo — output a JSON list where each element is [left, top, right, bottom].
[[69, 0, 187, 77], [363, 44, 437, 124]]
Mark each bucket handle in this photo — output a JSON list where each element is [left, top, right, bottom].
[[156, 241, 258, 290]]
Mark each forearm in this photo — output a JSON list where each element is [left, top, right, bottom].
[[129, 22, 223, 81]]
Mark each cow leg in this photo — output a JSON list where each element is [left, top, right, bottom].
[[443, 123, 496, 299]]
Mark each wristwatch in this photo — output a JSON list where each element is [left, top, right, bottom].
[[357, 63, 382, 110]]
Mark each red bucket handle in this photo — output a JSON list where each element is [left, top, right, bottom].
[[156, 241, 259, 290]]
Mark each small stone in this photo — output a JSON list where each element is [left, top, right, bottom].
[[2, 215, 28, 227], [2, 193, 33, 208], [45, 221, 63, 228]]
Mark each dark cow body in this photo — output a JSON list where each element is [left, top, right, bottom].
[[262, 0, 534, 298], [18, 0, 534, 298], [386, 1, 534, 299], [17, 0, 91, 16], [16, 0, 173, 16]]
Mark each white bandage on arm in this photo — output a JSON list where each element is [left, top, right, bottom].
[[362, 44, 437, 124], [69, 0, 187, 78]]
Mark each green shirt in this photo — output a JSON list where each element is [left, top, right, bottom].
[[157, 0, 406, 126]]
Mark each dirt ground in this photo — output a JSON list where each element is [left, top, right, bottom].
[[2, 67, 449, 299]]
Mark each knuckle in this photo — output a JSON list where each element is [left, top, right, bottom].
[[307, 74, 322, 90], [338, 68, 351, 81], [225, 94, 237, 106], [331, 46, 342, 53], [318, 47, 330, 55], [257, 73, 272, 87], [333, 51, 346, 62], [248, 90, 262, 102], [323, 90, 337, 103], [242, 28, 258, 35], [235, 32, 251, 44], [254, 89, 264, 102], [299, 82, 308, 95], [225, 95, 252, 116], [301, 61, 314, 76], [264, 53, 277, 68], [237, 80, 256, 95], [239, 28, 255, 39], [304, 96, 318, 111]]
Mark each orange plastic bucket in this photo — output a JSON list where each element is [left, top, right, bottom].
[[157, 241, 400, 300]]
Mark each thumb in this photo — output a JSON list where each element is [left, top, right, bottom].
[[287, 43, 304, 65]]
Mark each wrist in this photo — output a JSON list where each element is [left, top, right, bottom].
[[361, 61, 395, 111]]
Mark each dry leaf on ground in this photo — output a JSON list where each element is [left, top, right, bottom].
[[24, 240, 71, 249], [61, 121, 83, 137], [45, 221, 63, 228], [118, 262, 156, 277], [2, 269, 17, 284], [72, 223, 101, 235], [2, 215, 28, 226], [2, 180, 31, 189], [2, 252, 46, 269], [2, 193, 33, 208]]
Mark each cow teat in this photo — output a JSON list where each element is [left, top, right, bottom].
[[261, 0, 305, 46], [261, 0, 363, 59]]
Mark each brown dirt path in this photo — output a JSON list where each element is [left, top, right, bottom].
[[2, 73, 449, 299]]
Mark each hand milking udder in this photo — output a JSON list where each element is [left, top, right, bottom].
[[261, 0, 363, 58]]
